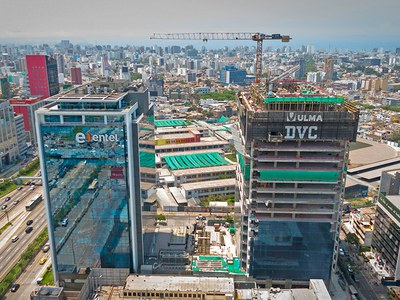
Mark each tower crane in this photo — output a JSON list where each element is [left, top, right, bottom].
[[150, 32, 291, 83]]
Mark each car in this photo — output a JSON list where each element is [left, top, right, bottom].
[[339, 248, 345, 256], [1, 204, 7, 210], [25, 226, 33, 234], [5, 196, 11, 201], [17, 186, 23, 191], [347, 264, 354, 273], [39, 257, 47, 265], [29, 186, 35, 191], [61, 218, 68, 227], [10, 283, 20, 292], [26, 219, 33, 226], [42, 242, 50, 253], [12, 200, 19, 205], [11, 236, 19, 243]]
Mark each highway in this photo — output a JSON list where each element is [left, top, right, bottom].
[[0, 186, 48, 282], [3, 251, 51, 300]]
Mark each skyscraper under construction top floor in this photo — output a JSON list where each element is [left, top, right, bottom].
[[235, 82, 359, 283]]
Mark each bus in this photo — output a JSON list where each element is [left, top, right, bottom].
[[348, 285, 358, 296], [25, 194, 43, 211]]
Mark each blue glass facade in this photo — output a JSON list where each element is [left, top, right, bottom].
[[36, 90, 156, 285], [40, 124, 133, 274], [249, 221, 334, 280]]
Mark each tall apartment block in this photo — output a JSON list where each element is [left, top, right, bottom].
[[70, 67, 82, 85], [35, 87, 155, 287], [235, 84, 359, 283], [372, 170, 400, 280], [26, 55, 59, 97], [0, 100, 19, 169]]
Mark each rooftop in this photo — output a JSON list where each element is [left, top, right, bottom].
[[181, 178, 236, 191], [124, 275, 234, 294], [239, 83, 358, 115], [164, 152, 230, 170]]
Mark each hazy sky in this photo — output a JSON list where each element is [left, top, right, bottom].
[[1, 0, 399, 50]]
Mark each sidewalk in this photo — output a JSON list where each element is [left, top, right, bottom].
[[330, 272, 349, 300]]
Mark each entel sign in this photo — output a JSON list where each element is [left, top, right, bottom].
[[284, 113, 323, 140], [75, 132, 119, 144]]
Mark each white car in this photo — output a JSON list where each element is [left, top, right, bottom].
[[339, 248, 345, 256]]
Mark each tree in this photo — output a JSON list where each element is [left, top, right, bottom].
[[346, 233, 360, 246], [131, 72, 142, 81], [156, 214, 166, 221]]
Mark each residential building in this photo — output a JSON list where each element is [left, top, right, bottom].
[[372, 169, 400, 280], [35, 88, 155, 286], [70, 67, 82, 85], [10, 96, 50, 143], [219, 66, 247, 85], [372, 193, 400, 280], [26, 55, 60, 97], [235, 85, 359, 283], [0, 77, 11, 98], [14, 113, 27, 156], [0, 100, 19, 169], [349, 207, 375, 246], [323, 57, 334, 81]]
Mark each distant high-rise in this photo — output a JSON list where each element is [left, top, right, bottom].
[[323, 57, 334, 81], [26, 55, 60, 97], [56, 54, 65, 75], [0, 100, 19, 169], [0, 77, 11, 98], [70, 67, 82, 85]]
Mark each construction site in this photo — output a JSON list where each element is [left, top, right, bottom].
[[235, 81, 360, 284]]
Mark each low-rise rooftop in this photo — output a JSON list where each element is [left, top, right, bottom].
[[124, 275, 234, 294]]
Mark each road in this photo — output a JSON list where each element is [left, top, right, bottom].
[[0, 186, 47, 282], [3, 252, 51, 300]]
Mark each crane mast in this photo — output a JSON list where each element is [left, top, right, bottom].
[[151, 32, 291, 83]]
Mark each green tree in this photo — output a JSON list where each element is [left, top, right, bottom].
[[156, 214, 166, 221], [130, 72, 142, 81], [346, 233, 360, 246]]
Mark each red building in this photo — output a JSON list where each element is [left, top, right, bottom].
[[71, 67, 82, 85], [10, 96, 49, 143], [26, 55, 59, 97]]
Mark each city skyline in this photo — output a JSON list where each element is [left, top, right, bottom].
[[0, 0, 399, 51]]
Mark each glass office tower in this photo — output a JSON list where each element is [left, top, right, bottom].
[[235, 85, 359, 283], [35, 88, 155, 286]]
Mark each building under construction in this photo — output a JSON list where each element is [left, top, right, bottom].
[[235, 83, 359, 283]]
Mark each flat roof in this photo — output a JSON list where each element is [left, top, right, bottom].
[[358, 163, 400, 180], [124, 275, 234, 293], [169, 187, 187, 204], [348, 157, 400, 174], [156, 126, 207, 134], [171, 164, 236, 176], [265, 97, 344, 104], [156, 133, 194, 140], [156, 140, 229, 150], [385, 195, 400, 210], [181, 178, 236, 191]]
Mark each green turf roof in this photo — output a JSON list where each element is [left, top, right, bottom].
[[265, 97, 344, 104], [140, 151, 155, 168], [191, 256, 246, 275], [154, 119, 188, 128], [165, 152, 229, 170]]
